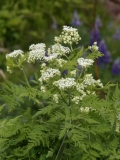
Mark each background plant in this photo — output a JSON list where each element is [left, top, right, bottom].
[[0, 26, 120, 160]]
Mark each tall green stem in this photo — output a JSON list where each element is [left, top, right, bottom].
[[55, 131, 68, 160], [55, 90, 72, 160], [22, 69, 30, 87]]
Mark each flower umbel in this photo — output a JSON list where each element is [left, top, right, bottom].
[[53, 78, 76, 90], [55, 26, 81, 45], [40, 68, 60, 81], [6, 50, 24, 59], [28, 43, 46, 63], [77, 58, 94, 68]]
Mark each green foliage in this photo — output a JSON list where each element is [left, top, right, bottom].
[[1, 26, 120, 160]]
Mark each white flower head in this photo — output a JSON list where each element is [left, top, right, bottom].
[[6, 50, 24, 59], [52, 44, 70, 56], [40, 86, 46, 93], [29, 43, 46, 50], [91, 42, 99, 51], [72, 96, 80, 104], [77, 58, 94, 68], [44, 53, 58, 62], [56, 59, 67, 67], [83, 74, 103, 87], [28, 43, 46, 63], [83, 74, 95, 86], [80, 107, 90, 112], [55, 26, 81, 45], [28, 49, 45, 63], [53, 78, 76, 90], [70, 70, 76, 77], [41, 68, 60, 81]]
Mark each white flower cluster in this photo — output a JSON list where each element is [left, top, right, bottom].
[[40, 86, 46, 93], [70, 70, 76, 77], [6, 50, 24, 59], [77, 58, 94, 68], [71, 96, 80, 104], [76, 84, 87, 100], [83, 74, 103, 87], [76, 75, 102, 101], [40, 68, 60, 81], [53, 94, 59, 103], [88, 42, 99, 51], [6, 66, 13, 73], [29, 43, 46, 50], [44, 53, 58, 62], [53, 78, 76, 90], [56, 59, 67, 67], [28, 43, 46, 63], [80, 107, 90, 112], [51, 44, 70, 56], [54, 26, 81, 45]]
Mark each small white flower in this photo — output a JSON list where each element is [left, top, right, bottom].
[[41, 68, 60, 81], [77, 58, 94, 68], [29, 43, 46, 50], [70, 70, 76, 77], [55, 26, 81, 45], [28, 43, 46, 63], [56, 59, 67, 67], [91, 42, 99, 51], [71, 96, 80, 104], [53, 78, 76, 90], [83, 74, 95, 86], [40, 86, 46, 93], [80, 107, 90, 112], [41, 63, 46, 68], [28, 49, 45, 63], [6, 66, 13, 73], [6, 50, 24, 59], [83, 74, 103, 87], [53, 94, 59, 103], [52, 44, 70, 56], [44, 53, 58, 62]]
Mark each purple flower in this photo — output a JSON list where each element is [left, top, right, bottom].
[[62, 69, 68, 76], [51, 17, 57, 30], [71, 10, 82, 27], [111, 58, 120, 75], [113, 28, 120, 41], [95, 16, 102, 28], [90, 25, 101, 46], [97, 40, 111, 67]]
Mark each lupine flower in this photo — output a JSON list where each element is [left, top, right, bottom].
[[90, 25, 101, 46], [113, 28, 120, 41], [111, 58, 120, 75], [95, 16, 102, 28], [97, 40, 111, 67], [71, 10, 82, 27], [51, 18, 57, 30]]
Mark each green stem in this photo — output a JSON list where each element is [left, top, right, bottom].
[[70, 44, 73, 51], [22, 69, 30, 87], [55, 130, 68, 160], [56, 87, 68, 105]]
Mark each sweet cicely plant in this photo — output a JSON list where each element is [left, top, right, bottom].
[[0, 26, 120, 160]]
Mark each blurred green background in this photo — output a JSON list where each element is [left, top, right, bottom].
[[0, 0, 120, 84]]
